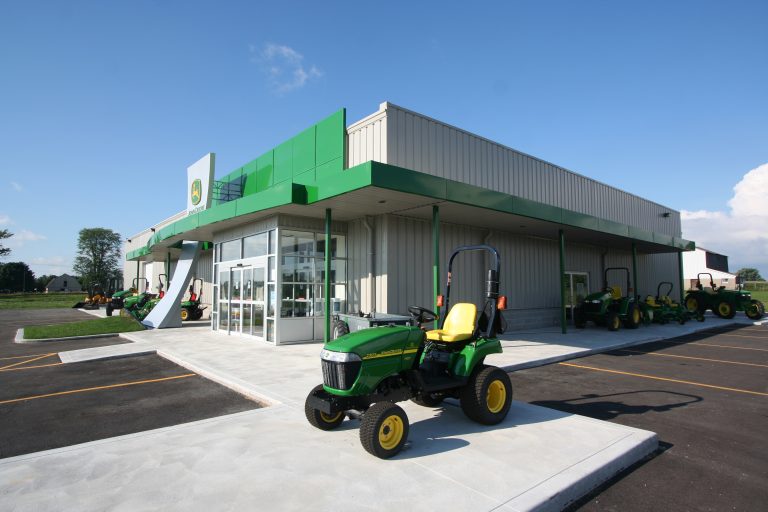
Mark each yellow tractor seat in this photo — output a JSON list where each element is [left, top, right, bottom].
[[610, 286, 622, 300], [426, 303, 477, 343], [645, 295, 659, 308]]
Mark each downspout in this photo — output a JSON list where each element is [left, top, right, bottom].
[[362, 216, 376, 315]]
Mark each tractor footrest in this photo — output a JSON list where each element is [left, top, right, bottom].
[[413, 372, 466, 394]]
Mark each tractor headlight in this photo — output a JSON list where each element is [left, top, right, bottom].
[[320, 349, 361, 363]]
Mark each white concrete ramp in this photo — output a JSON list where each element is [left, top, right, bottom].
[[142, 241, 201, 329]]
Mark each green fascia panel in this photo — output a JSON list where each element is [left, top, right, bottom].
[[446, 181, 512, 213], [274, 140, 293, 184], [158, 225, 174, 242], [514, 197, 562, 224], [256, 152, 275, 192], [234, 180, 297, 216], [370, 162, 447, 200], [598, 219, 630, 237], [126, 246, 150, 261], [680, 239, 696, 251], [173, 214, 199, 236], [565, 211, 599, 231], [198, 201, 237, 226], [241, 159, 260, 197], [293, 169, 316, 186], [292, 126, 316, 176], [653, 232, 675, 247], [315, 157, 344, 181], [316, 109, 346, 166], [305, 162, 373, 203], [628, 226, 655, 244]]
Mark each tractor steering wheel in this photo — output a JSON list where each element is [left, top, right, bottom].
[[408, 305, 438, 327]]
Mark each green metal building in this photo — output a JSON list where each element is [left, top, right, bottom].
[[124, 102, 693, 344]]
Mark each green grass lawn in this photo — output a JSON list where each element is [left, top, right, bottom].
[[0, 292, 85, 310], [24, 316, 145, 340], [748, 290, 768, 304]]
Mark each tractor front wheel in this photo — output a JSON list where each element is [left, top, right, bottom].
[[745, 300, 764, 320], [180, 308, 190, 321], [624, 303, 641, 329], [360, 401, 409, 458], [305, 384, 345, 431], [716, 301, 735, 319], [685, 295, 702, 313], [332, 320, 350, 340], [607, 311, 621, 331], [460, 366, 513, 425]]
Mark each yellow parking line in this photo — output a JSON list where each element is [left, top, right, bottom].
[[0, 353, 56, 362], [0, 362, 64, 373], [719, 333, 768, 340], [617, 349, 768, 368], [0, 374, 197, 406], [689, 342, 768, 352], [0, 353, 56, 370], [559, 362, 768, 397]]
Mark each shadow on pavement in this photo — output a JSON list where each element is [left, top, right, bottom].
[[531, 390, 702, 421]]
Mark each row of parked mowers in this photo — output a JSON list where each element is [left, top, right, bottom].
[[574, 268, 765, 331], [74, 276, 206, 322]]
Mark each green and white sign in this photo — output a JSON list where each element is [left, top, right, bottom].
[[187, 153, 215, 216]]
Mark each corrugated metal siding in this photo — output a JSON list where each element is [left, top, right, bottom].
[[380, 104, 681, 237], [347, 109, 387, 168]]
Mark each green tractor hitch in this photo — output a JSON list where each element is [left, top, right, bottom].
[[684, 273, 764, 320], [305, 244, 513, 459], [574, 267, 642, 331]]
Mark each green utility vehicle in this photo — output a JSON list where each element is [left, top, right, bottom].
[[684, 273, 764, 320], [180, 278, 206, 321], [574, 267, 641, 331], [305, 245, 512, 459], [640, 282, 703, 325]]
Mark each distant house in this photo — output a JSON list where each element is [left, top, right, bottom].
[[45, 274, 83, 293], [682, 247, 737, 290]]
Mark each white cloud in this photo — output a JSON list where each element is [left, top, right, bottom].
[[253, 43, 322, 94], [0, 214, 10, 225], [10, 181, 23, 192], [30, 256, 71, 275], [681, 163, 768, 274], [7, 229, 46, 248]]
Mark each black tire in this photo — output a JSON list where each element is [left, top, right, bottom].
[[106, 304, 113, 317], [685, 294, 702, 313], [459, 366, 513, 425], [607, 311, 621, 331], [360, 401, 409, 459], [192, 309, 204, 320], [574, 307, 586, 328], [716, 301, 735, 319], [411, 393, 444, 407], [305, 384, 345, 431], [624, 303, 641, 329], [745, 300, 764, 320], [332, 319, 350, 340]]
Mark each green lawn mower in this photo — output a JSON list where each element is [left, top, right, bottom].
[[180, 278, 206, 321], [640, 282, 703, 325], [305, 245, 512, 459], [684, 273, 764, 320], [574, 267, 642, 331]]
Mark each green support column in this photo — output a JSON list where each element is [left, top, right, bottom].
[[432, 205, 440, 329], [136, 259, 141, 291], [559, 229, 567, 334], [324, 208, 332, 343], [631, 242, 638, 299], [678, 251, 685, 304]]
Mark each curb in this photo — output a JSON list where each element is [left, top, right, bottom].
[[14, 328, 120, 344]]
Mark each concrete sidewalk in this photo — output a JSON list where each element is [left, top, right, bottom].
[[3, 316, 760, 511]]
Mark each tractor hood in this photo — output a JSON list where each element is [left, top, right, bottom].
[[584, 290, 612, 303], [322, 325, 423, 360]]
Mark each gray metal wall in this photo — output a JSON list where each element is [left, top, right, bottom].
[[346, 102, 682, 237]]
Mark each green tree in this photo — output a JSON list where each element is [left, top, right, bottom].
[[72, 228, 123, 290], [0, 262, 35, 292], [0, 229, 12, 258], [736, 268, 764, 281]]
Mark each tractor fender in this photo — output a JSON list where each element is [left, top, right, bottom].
[[452, 338, 503, 378]]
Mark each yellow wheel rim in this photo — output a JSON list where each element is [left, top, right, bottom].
[[718, 303, 731, 316], [486, 380, 507, 413], [686, 297, 697, 311], [320, 411, 342, 424], [632, 309, 640, 323], [378, 414, 404, 450], [180, 310, 189, 320], [612, 316, 620, 329]]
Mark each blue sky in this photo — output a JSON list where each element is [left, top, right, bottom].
[[1, 0, 766, 277]]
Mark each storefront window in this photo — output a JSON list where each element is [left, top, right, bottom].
[[243, 233, 268, 258], [220, 239, 241, 261]]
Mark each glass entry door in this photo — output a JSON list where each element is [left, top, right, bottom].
[[226, 265, 265, 338], [564, 272, 589, 323]]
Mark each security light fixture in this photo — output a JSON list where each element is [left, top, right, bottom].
[[661, 212, 671, 218], [150, 228, 156, 232]]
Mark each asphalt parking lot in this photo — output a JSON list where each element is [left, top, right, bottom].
[[0, 310, 260, 459], [511, 323, 768, 512]]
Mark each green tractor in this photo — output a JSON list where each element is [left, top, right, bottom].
[[107, 278, 149, 316], [574, 267, 642, 331], [640, 282, 703, 325], [304, 245, 512, 459], [684, 273, 764, 320], [180, 278, 206, 321]]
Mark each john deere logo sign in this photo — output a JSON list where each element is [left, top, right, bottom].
[[191, 179, 202, 205]]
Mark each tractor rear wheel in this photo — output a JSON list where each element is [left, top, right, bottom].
[[624, 303, 641, 329], [332, 320, 350, 339], [745, 300, 764, 320], [607, 311, 621, 331], [360, 401, 409, 458], [305, 384, 345, 431], [716, 301, 735, 319], [106, 304, 113, 317], [460, 366, 512, 425], [411, 392, 444, 407]]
